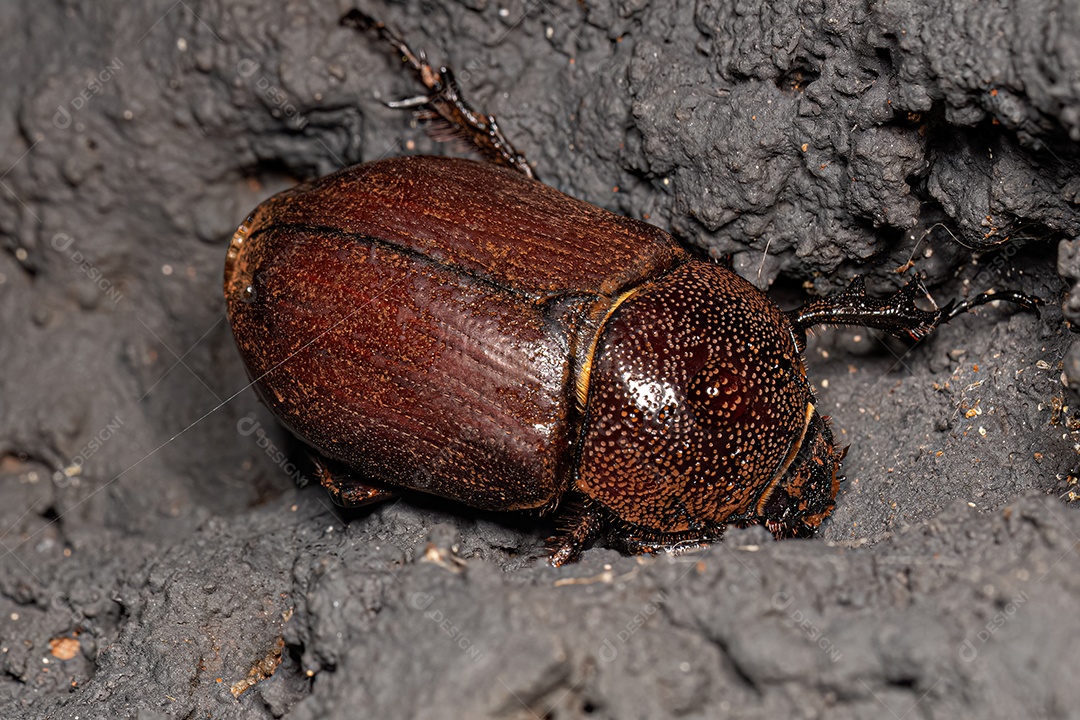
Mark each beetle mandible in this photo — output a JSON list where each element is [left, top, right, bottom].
[[224, 11, 1040, 565]]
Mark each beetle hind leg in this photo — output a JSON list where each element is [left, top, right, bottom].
[[312, 454, 398, 508], [340, 10, 534, 178]]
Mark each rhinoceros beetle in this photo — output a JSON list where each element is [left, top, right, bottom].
[[223, 11, 1040, 565]]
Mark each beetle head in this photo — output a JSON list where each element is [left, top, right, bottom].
[[752, 408, 843, 537]]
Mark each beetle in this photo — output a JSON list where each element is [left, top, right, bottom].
[[224, 11, 1040, 565]]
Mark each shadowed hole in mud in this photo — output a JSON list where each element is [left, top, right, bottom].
[[775, 66, 820, 93]]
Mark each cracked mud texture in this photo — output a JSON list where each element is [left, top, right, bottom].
[[1, 0, 1079, 718]]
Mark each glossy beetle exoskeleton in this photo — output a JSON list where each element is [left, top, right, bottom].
[[223, 12, 1040, 565]]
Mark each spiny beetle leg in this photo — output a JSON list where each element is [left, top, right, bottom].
[[312, 454, 398, 508], [548, 498, 606, 567], [551, 503, 730, 564], [340, 9, 535, 179], [787, 275, 1042, 350], [619, 533, 724, 558], [608, 514, 726, 558]]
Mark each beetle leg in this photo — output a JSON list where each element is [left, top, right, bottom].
[[384, 94, 435, 110], [312, 454, 398, 508], [548, 499, 606, 566], [787, 275, 1041, 350], [340, 10, 535, 179], [619, 533, 725, 558]]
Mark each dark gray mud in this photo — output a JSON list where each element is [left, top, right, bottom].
[[1, 1, 1078, 718]]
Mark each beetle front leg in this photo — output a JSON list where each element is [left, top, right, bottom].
[[548, 498, 608, 567], [787, 275, 1041, 350], [340, 10, 535, 179]]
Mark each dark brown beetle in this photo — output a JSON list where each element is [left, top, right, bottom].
[[224, 12, 1039, 565]]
